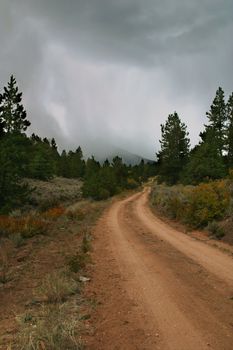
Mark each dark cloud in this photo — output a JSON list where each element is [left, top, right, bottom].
[[0, 0, 233, 158]]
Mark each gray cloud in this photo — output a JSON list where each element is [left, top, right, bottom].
[[0, 0, 233, 159]]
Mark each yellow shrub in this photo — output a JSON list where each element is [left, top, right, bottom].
[[151, 180, 230, 228]]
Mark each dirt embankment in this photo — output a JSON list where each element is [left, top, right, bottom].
[[85, 188, 233, 350]]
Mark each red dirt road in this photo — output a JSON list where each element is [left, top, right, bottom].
[[86, 188, 233, 350]]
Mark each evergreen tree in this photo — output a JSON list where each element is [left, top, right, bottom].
[[226, 92, 233, 167], [103, 159, 110, 167], [157, 112, 190, 185], [51, 137, 57, 150], [0, 75, 30, 133], [85, 156, 100, 178], [0, 134, 30, 212], [59, 150, 69, 177], [181, 129, 226, 184], [205, 87, 226, 156], [30, 151, 54, 180], [112, 156, 128, 188]]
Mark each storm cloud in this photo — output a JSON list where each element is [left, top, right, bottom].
[[0, 0, 233, 158]]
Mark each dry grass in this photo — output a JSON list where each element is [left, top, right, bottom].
[[0, 215, 49, 239], [16, 303, 83, 350], [0, 240, 12, 283], [37, 271, 78, 303], [1, 197, 109, 349], [42, 206, 66, 220]]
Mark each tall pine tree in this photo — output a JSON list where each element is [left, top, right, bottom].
[[157, 112, 190, 185], [0, 75, 30, 134], [226, 92, 233, 167], [205, 87, 226, 156]]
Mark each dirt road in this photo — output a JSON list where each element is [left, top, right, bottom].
[[86, 188, 233, 350]]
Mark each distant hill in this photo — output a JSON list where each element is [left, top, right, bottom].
[[91, 146, 154, 165]]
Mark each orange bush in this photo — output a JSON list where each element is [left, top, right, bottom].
[[42, 207, 65, 220], [0, 216, 49, 238]]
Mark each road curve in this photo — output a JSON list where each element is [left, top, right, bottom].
[[87, 188, 233, 350]]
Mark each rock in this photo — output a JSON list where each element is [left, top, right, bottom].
[[79, 276, 90, 282]]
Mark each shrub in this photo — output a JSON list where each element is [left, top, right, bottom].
[[66, 209, 85, 221], [97, 188, 110, 200], [126, 178, 139, 189], [185, 181, 230, 227], [151, 180, 230, 228], [207, 221, 225, 240]]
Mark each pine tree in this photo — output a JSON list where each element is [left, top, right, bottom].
[[157, 112, 190, 184], [181, 129, 226, 184], [59, 150, 69, 177], [226, 92, 233, 167], [0, 134, 30, 212], [205, 87, 226, 156], [0, 75, 30, 133], [51, 138, 57, 150]]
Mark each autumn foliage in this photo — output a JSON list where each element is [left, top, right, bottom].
[[151, 180, 230, 228], [0, 216, 49, 238]]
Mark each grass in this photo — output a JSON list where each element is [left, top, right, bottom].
[[37, 271, 78, 303], [0, 215, 49, 239], [2, 195, 109, 348], [16, 303, 83, 350]]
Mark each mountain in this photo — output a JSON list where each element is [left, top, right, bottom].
[[89, 145, 153, 165]]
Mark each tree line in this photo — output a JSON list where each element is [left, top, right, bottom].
[[157, 87, 233, 185], [0, 76, 155, 212]]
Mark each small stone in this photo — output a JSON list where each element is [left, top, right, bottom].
[[79, 276, 90, 282]]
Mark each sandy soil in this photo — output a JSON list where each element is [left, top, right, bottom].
[[85, 188, 233, 350]]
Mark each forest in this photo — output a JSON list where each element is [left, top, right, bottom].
[[0, 76, 155, 213]]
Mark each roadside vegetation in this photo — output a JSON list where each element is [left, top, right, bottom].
[[152, 87, 233, 242], [0, 198, 108, 349], [150, 177, 232, 240]]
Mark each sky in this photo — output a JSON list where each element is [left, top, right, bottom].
[[0, 0, 233, 159]]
